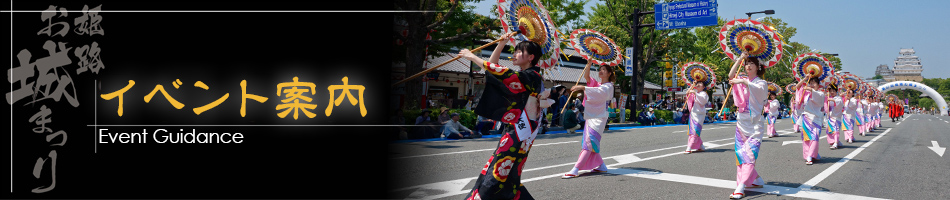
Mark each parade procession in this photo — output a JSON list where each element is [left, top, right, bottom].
[[391, 1, 950, 199]]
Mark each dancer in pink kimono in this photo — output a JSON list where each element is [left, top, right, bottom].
[[786, 84, 801, 134], [868, 96, 880, 131], [684, 80, 709, 154], [842, 90, 858, 143], [727, 52, 768, 199], [860, 94, 870, 135], [825, 84, 843, 150], [765, 92, 781, 138], [877, 97, 884, 128], [794, 75, 825, 165], [562, 65, 616, 179]]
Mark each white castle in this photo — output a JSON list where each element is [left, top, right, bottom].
[[891, 48, 923, 82]]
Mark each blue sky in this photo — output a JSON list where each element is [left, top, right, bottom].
[[473, 0, 950, 79]]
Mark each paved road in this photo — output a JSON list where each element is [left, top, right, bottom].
[[388, 114, 950, 199]]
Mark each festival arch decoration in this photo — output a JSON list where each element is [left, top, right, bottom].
[[878, 81, 948, 116]]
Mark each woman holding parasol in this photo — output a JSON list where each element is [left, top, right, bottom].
[[840, 73, 862, 144], [457, 0, 562, 198], [765, 82, 782, 138], [681, 62, 716, 154], [719, 17, 784, 199], [561, 28, 621, 179], [824, 73, 844, 150], [791, 53, 834, 164]]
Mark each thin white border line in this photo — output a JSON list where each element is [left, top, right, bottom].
[[87, 125, 437, 127], [9, 0, 13, 192], [94, 80, 97, 154], [0, 10, 444, 13]]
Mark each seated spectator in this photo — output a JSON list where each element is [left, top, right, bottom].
[[411, 109, 440, 139], [562, 103, 581, 134], [415, 109, 431, 125], [391, 109, 407, 140], [443, 113, 475, 139], [673, 108, 683, 124], [639, 108, 657, 126], [438, 107, 452, 125]]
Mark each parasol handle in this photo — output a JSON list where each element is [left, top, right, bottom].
[[683, 82, 697, 105], [393, 31, 520, 86], [717, 58, 745, 118], [716, 86, 734, 118], [561, 62, 592, 114]]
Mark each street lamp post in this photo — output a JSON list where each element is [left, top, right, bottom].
[[745, 10, 775, 19], [821, 53, 839, 68]]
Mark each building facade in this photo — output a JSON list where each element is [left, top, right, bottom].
[[875, 64, 895, 82], [892, 48, 924, 82]]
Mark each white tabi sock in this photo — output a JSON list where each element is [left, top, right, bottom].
[[596, 163, 608, 171], [568, 167, 579, 175], [753, 176, 764, 185], [734, 184, 746, 194]]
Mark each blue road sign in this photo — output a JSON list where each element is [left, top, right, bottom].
[[625, 47, 634, 76], [655, 0, 718, 30]]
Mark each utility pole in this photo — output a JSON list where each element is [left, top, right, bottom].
[[629, 7, 655, 116]]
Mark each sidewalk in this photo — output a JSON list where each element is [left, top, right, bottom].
[[391, 119, 737, 144]]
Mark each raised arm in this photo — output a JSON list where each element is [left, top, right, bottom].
[[728, 52, 748, 80], [460, 34, 511, 69], [583, 62, 592, 84], [488, 35, 511, 65]]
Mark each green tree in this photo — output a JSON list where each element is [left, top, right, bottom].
[[393, 0, 588, 110], [394, 0, 499, 110], [919, 98, 935, 110], [588, 0, 682, 114], [541, 0, 591, 35]]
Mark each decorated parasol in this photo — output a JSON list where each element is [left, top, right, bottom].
[[718, 19, 784, 68], [840, 73, 862, 94], [792, 53, 835, 88], [681, 62, 717, 89], [569, 29, 622, 66], [499, 0, 562, 69], [767, 82, 783, 96], [392, 0, 560, 86], [559, 28, 621, 114], [825, 72, 842, 91], [887, 94, 898, 102], [785, 83, 797, 95]]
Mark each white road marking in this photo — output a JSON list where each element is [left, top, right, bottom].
[[392, 141, 578, 159], [605, 168, 888, 200], [782, 136, 828, 146], [673, 126, 728, 133], [392, 128, 796, 199], [799, 128, 891, 189], [928, 141, 945, 157], [613, 154, 643, 163]]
